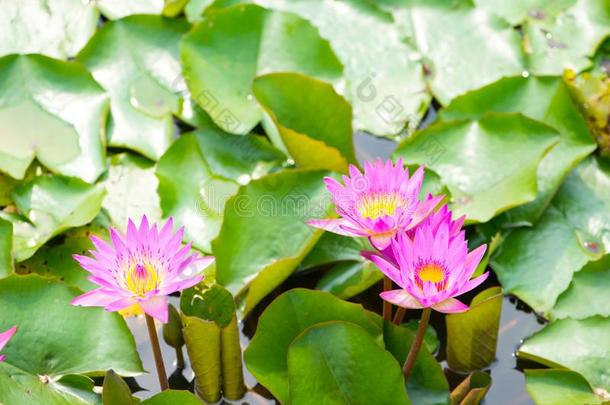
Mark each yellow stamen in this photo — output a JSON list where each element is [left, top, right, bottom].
[[125, 263, 159, 296], [118, 303, 144, 318], [357, 193, 408, 219], [418, 263, 445, 284]]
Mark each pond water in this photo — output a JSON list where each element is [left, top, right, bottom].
[[128, 124, 547, 404]]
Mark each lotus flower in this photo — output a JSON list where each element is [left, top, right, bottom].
[[369, 215, 487, 313], [0, 326, 17, 362], [72, 216, 213, 323], [308, 159, 443, 249]]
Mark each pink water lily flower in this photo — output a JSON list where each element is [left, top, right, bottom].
[[72, 216, 214, 323], [308, 159, 443, 249], [0, 326, 17, 362], [370, 215, 487, 313]]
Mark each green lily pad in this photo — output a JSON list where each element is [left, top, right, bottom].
[[301, 233, 371, 270], [383, 321, 450, 405], [102, 153, 162, 230], [287, 321, 409, 405], [253, 73, 357, 173], [474, 0, 576, 25], [395, 113, 559, 223], [185, 0, 215, 21], [0, 275, 143, 403], [525, 369, 605, 405], [180, 3, 343, 134], [316, 261, 383, 300], [78, 16, 188, 160], [218, 0, 429, 136], [396, 0, 525, 104], [141, 390, 204, 404], [0, 218, 12, 278], [156, 133, 240, 253], [518, 316, 610, 391], [551, 255, 610, 320], [441, 76, 596, 225], [181, 284, 236, 328], [212, 169, 335, 313], [96, 0, 164, 19], [102, 370, 135, 405], [492, 157, 610, 314], [446, 287, 503, 372], [523, 0, 610, 75], [0, 0, 98, 59], [0, 54, 107, 182], [0, 175, 105, 262], [244, 288, 382, 403]]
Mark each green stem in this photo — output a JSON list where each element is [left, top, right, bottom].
[[382, 276, 393, 321], [402, 308, 431, 380], [145, 314, 169, 391]]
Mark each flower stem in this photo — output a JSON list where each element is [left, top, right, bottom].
[[402, 308, 431, 380], [393, 307, 406, 325], [382, 276, 393, 321], [145, 314, 169, 391]]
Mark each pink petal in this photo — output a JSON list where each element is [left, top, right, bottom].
[[0, 326, 17, 351], [159, 275, 204, 295], [369, 233, 394, 250], [306, 218, 361, 237], [408, 195, 444, 229], [71, 289, 120, 307], [369, 254, 404, 287], [380, 289, 423, 309], [432, 298, 469, 313], [464, 244, 487, 277], [457, 272, 490, 295], [139, 296, 169, 323], [105, 297, 137, 312]]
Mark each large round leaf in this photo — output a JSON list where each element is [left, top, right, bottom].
[[518, 316, 610, 391], [287, 321, 409, 405], [0, 275, 143, 403], [212, 169, 335, 312], [156, 133, 239, 253], [523, 0, 610, 75], [394, 0, 525, 104], [0, 175, 105, 262], [180, 3, 343, 134], [96, 0, 164, 19], [244, 288, 382, 403], [0, 54, 107, 182], [395, 113, 559, 223], [551, 255, 610, 320], [141, 390, 204, 404], [253, 73, 357, 173], [78, 16, 188, 160], [227, 0, 430, 136], [441, 76, 596, 225], [102, 153, 162, 229], [525, 369, 605, 405], [492, 157, 610, 314], [0, 0, 98, 59]]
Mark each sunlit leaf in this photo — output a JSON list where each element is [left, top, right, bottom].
[[0, 54, 107, 182], [518, 316, 610, 391], [96, 0, 164, 19], [525, 369, 605, 405], [78, 16, 188, 160], [254, 73, 357, 172], [0, 0, 98, 59], [395, 113, 559, 223], [316, 261, 383, 300]]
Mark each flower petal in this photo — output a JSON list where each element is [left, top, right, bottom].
[[71, 289, 120, 307], [369, 233, 394, 250], [0, 326, 17, 351], [306, 218, 360, 237], [139, 296, 169, 323], [369, 254, 403, 287], [380, 289, 423, 309], [432, 298, 469, 313]]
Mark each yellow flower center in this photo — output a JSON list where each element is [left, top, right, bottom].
[[418, 263, 445, 283], [357, 193, 408, 219], [125, 263, 159, 296]]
